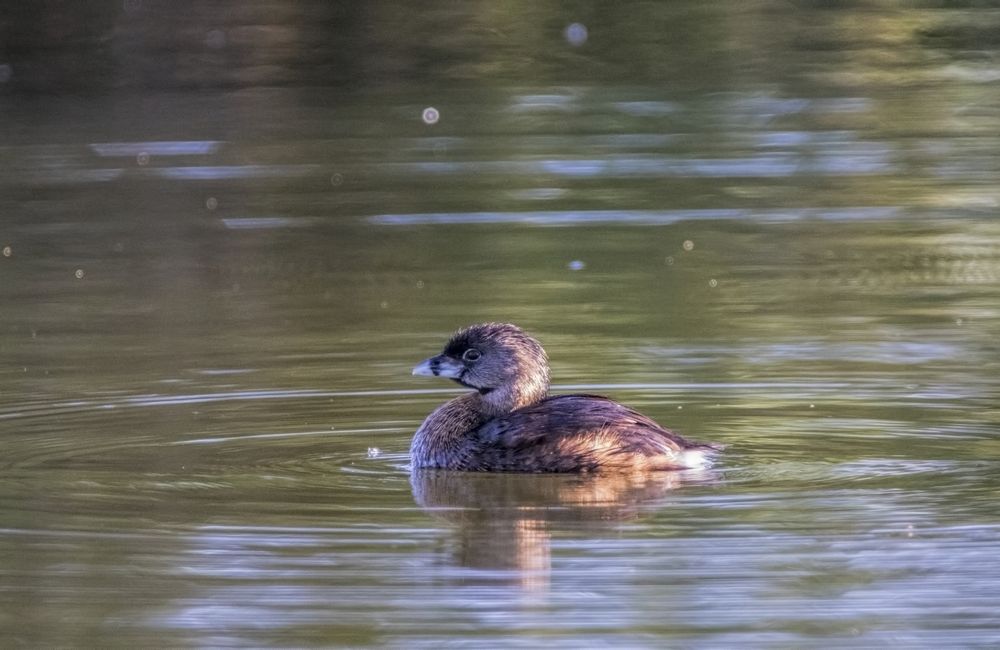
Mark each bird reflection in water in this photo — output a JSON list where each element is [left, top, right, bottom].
[[410, 468, 719, 593]]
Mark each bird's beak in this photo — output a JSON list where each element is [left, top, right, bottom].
[[412, 354, 464, 378]]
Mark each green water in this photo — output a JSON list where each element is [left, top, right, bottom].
[[2, 1, 1000, 647]]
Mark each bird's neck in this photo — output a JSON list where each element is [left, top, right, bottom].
[[480, 371, 550, 417]]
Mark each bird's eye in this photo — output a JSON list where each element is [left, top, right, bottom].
[[462, 348, 481, 362]]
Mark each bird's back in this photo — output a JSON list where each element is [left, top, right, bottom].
[[467, 394, 720, 472]]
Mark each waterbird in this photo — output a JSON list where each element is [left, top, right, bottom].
[[410, 322, 722, 472]]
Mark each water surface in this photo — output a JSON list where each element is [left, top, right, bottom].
[[2, 1, 1000, 647]]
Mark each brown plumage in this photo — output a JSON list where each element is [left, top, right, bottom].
[[410, 322, 722, 473]]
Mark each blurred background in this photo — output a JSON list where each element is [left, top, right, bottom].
[[2, 1, 1000, 647]]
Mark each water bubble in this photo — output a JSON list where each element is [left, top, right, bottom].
[[682, 240, 694, 251], [380, 300, 389, 309], [0, 63, 11, 84], [708, 278, 718, 288], [568, 260, 586, 271], [416, 280, 425, 289], [74, 269, 85, 279], [564, 22, 588, 47], [955, 318, 964, 326], [422, 107, 440, 125], [2, 246, 10, 257], [205, 29, 226, 49], [205, 197, 218, 210], [367, 447, 381, 459], [665, 256, 674, 265], [330, 173, 344, 187], [136, 151, 150, 166]]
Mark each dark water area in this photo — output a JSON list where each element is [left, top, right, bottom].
[[3, 1, 1000, 647]]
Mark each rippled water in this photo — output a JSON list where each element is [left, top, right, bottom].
[[3, 1, 1000, 647]]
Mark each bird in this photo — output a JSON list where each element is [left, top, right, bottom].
[[410, 322, 721, 472]]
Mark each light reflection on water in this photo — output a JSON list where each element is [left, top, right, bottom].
[[89, 141, 223, 157], [369, 207, 902, 226]]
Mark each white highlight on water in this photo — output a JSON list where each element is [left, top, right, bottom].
[[564, 22, 588, 47], [422, 107, 440, 125]]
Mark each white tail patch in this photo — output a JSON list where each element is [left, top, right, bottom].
[[679, 447, 716, 469]]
